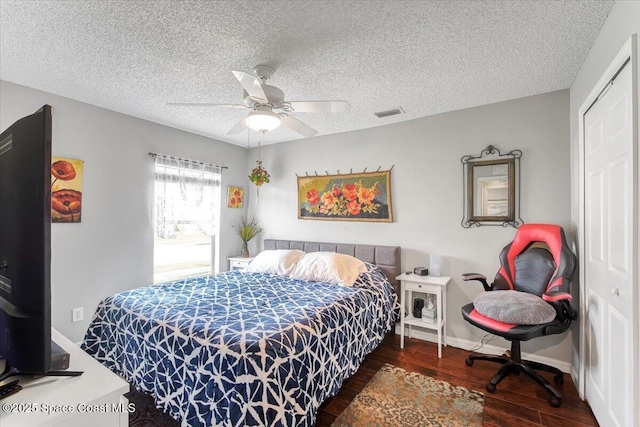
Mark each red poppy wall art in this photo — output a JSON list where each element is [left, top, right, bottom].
[[51, 157, 83, 223], [297, 170, 393, 222], [227, 186, 244, 208]]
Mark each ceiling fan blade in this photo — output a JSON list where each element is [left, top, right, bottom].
[[232, 70, 268, 103], [226, 115, 248, 135], [167, 103, 246, 109], [287, 101, 350, 113], [280, 114, 318, 138]]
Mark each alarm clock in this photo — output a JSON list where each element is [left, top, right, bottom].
[[413, 267, 429, 276]]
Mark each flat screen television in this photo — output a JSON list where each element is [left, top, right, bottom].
[[0, 105, 81, 393], [0, 104, 52, 376]]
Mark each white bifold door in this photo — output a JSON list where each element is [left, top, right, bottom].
[[584, 58, 636, 427]]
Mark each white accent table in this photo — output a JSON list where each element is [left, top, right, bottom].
[[0, 328, 129, 427], [228, 256, 254, 271], [396, 273, 451, 358]]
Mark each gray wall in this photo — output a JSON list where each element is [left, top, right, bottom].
[[0, 80, 250, 342], [0, 79, 574, 363], [248, 90, 573, 365]]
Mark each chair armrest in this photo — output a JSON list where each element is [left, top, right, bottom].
[[544, 292, 578, 321], [461, 273, 491, 292], [542, 291, 572, 302]]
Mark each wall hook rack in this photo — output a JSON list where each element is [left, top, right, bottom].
[[296, 166, 393, 177]]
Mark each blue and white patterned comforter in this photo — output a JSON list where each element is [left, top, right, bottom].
[[82, 263, 399, 427]]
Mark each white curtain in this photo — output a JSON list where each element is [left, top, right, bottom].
[[153, 154, 221, 239]]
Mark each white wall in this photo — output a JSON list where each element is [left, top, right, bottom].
[[570, 1, 639, 216], [249, 90, 573, 364], [569, 0, 639, 228], [0, 80, 250, 342], [568, 0, 640, 396]]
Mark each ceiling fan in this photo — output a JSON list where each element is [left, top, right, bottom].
[[168, 65, 350, 138]]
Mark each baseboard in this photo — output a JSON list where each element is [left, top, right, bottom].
[[570, 366, 579, 393], [395, 325, 572, 374]]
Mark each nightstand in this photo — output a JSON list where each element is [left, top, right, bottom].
[[228, 256, 254, 271], [396, 273, 451, 358]]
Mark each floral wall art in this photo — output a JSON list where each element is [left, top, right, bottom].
[[297, 170, 393, 222], [51, 157, 83, 223], [227, 186, 245, 208]]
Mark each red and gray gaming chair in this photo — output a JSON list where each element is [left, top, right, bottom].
[[461, 224, 577, 407]]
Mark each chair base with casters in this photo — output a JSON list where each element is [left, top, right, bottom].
[[464, 339, 564, 407], [462, 293, 576, 407]]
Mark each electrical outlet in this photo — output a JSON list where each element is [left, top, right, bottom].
[[72, 307, 83, 323]]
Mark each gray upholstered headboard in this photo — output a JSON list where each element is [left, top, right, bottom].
[[263, 239, 402, 294]]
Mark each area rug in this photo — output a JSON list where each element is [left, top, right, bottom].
[[331, 364, 484, 427]]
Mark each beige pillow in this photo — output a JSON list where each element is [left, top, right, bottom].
[[245, 249, 306, 276], [289, 252, 367, 286]]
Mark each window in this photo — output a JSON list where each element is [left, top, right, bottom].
[[153, 155, 221, 283]]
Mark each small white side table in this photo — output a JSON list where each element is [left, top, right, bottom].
[[228, 256, 254, 271], [396, 273, 451, 358]]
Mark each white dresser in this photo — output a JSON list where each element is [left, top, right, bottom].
[[0, 328, 130, 427]]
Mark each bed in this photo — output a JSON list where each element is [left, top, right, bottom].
[[82, 240, 401, 427]]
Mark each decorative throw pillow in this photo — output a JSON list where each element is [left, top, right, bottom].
[[473, 290, 557, 325], [245, 249, 306, 276], [288, 252, 367, 287]]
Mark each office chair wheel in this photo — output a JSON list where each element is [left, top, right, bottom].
[[465, 357, 474, 366], [549, 396, 561, 408], [486, 382, 496, 393], [554, 374, 564, 384]]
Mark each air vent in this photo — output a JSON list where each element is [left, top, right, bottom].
[[374, 107, 404, 118]]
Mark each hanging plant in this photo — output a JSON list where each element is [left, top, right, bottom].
[[249, 160, 270, 186]]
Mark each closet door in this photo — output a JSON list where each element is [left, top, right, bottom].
[[584, 60, 635, 427]]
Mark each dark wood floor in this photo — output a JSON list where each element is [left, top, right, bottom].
[[316, 334, 599, 427]]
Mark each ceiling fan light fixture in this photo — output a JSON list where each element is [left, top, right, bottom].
[[246, 107, 281, 133]]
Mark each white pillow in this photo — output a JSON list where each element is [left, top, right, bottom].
[[289, 252, 367, 287], [245, 249, 306, 276]]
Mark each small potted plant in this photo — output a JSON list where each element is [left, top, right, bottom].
[[249, 160, 270, 186], [233, 217, 262, 258]]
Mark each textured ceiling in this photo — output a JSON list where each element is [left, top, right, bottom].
[[0, 1, 614, 146]]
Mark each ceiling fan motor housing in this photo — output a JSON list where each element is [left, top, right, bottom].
[[242, 85, 285, 108]]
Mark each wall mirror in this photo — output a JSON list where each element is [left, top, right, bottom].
[[461, 145, 523, 228]]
